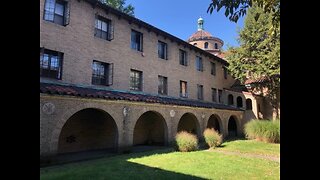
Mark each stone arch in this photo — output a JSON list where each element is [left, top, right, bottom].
[[206, 114, 223, 133], [57, 108, 118, 154], [227, 115, 239, 137], [49, 103, 121, 154], [177, 113, 201, 137], [228, 94, 234, 105], [237, 96, 243, 108], [246, 98, 253, 110], [133, 111, 168, 146]]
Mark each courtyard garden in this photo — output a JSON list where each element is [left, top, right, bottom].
[[40, 139, 280, 180]]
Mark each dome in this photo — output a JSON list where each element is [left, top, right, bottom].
[[187, 30, 224, 44]]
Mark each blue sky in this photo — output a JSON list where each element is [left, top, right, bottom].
[[125, 0, 245, 50]]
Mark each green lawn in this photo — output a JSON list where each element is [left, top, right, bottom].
[[40, 140, 280, 180]]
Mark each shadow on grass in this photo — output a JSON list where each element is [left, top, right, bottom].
[[40, 147, 205, 180]]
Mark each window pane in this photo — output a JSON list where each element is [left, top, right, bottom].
[[55, 3, 64, 16], [50, 56, 59, 70], [95, 19, 100, 29], [101, 21, 108, 32], [41, 54, 49, 69], [54, 15, 64, 25]]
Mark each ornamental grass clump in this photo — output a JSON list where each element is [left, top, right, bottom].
[[244, 119, 280, 143], [174, 131, 198, 152], [203, 128, 222, 148]]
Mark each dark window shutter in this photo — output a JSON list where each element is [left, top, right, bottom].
[[108, 63, 113, 86], [165, 44, 168, 60], [108, 21, 114, 40], [140, 33, 143, 52], [63, 1, 70, 26]]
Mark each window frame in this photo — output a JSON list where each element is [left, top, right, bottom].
[[180, 80, 188, 98], [212, 88, 217, 102], [131, 29, 143, 52], [43, 0, 69, 26], [91, 60, 113, 86], [211, 62, 216, 75], [40, 48, 63, 80], [179, 49, 188, 66], [94, 16, 113, 41], [158, 41, 168, 60], [196, 56, 203, 72], [158, 75, 168, 95], [197, 84, 204, 100], [130, 69, 143, 91]]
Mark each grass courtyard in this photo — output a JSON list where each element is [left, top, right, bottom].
[[40, 139, 280, 180]]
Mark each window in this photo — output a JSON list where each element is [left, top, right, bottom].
[[223, 67, 228, 79], [246, 99, 253, 110], [43, 0, 70, 26], [218, 90, 223, 103], [158, 41, 168, 60], [193, 43, 197, 46], [131, 30, 143, 52], [228, 94, 234, 105], [212, 88, 217, 102], [179, 49, 187, 66], [211, 62, 216, 75], [180, 81, 188, 98], [158, 75, 168, 95], [197, 84, 204, 100], [40, 48, 63, 80], [92, 60, 113, 86], [95, 16, 113, 40], [237, 96, 243, 108], [204, 42, 209, 49], [214, 43, 218, 49], [196, 56, 203, 71], [130, 69, 143, 91]]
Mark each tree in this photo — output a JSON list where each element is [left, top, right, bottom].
[[225, 5, 280, 119], [99, 0, 135, 16], [207, 0, 279, 28]]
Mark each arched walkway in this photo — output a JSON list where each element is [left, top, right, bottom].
[[228, 116, 238, 137], [133, 111, 168, 146], [207, 114, 222, 133], [58, 108, 118, 154], [177, 113, 200, 137]]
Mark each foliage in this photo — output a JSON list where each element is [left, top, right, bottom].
[[174, 131, 198, 152], [225, 5, 280, 118], [244, 119, 280, 143], [207, 0, 280, 28], [99, 0, 134, 16], [203, 128, 222, 148]]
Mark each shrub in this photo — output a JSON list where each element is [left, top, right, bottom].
[[244, 119, 280, 143], [174, 131, 198, 152], [203, 128, 222, 148]]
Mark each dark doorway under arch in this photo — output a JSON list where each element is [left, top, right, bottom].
[[207, 115, 221, 133], [133, 111, 168, 146], [58, 108, 118, 154], [228, 116, 238, 137], [177, 113, 200, 137]]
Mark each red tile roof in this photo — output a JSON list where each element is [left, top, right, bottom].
[[40, 82, 242, 111]]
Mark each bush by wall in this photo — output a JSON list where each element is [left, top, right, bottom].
[[203, 128, 222, 148], [244, 119, 280, 143], [174, 131, 198, 152]]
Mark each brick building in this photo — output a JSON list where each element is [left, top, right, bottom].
[[40, 0, 270, 157]]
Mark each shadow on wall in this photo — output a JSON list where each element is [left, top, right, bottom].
[[40, 149, 205, 180]]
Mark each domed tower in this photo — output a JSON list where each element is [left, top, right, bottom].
[[187, 17, 224, 57]]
